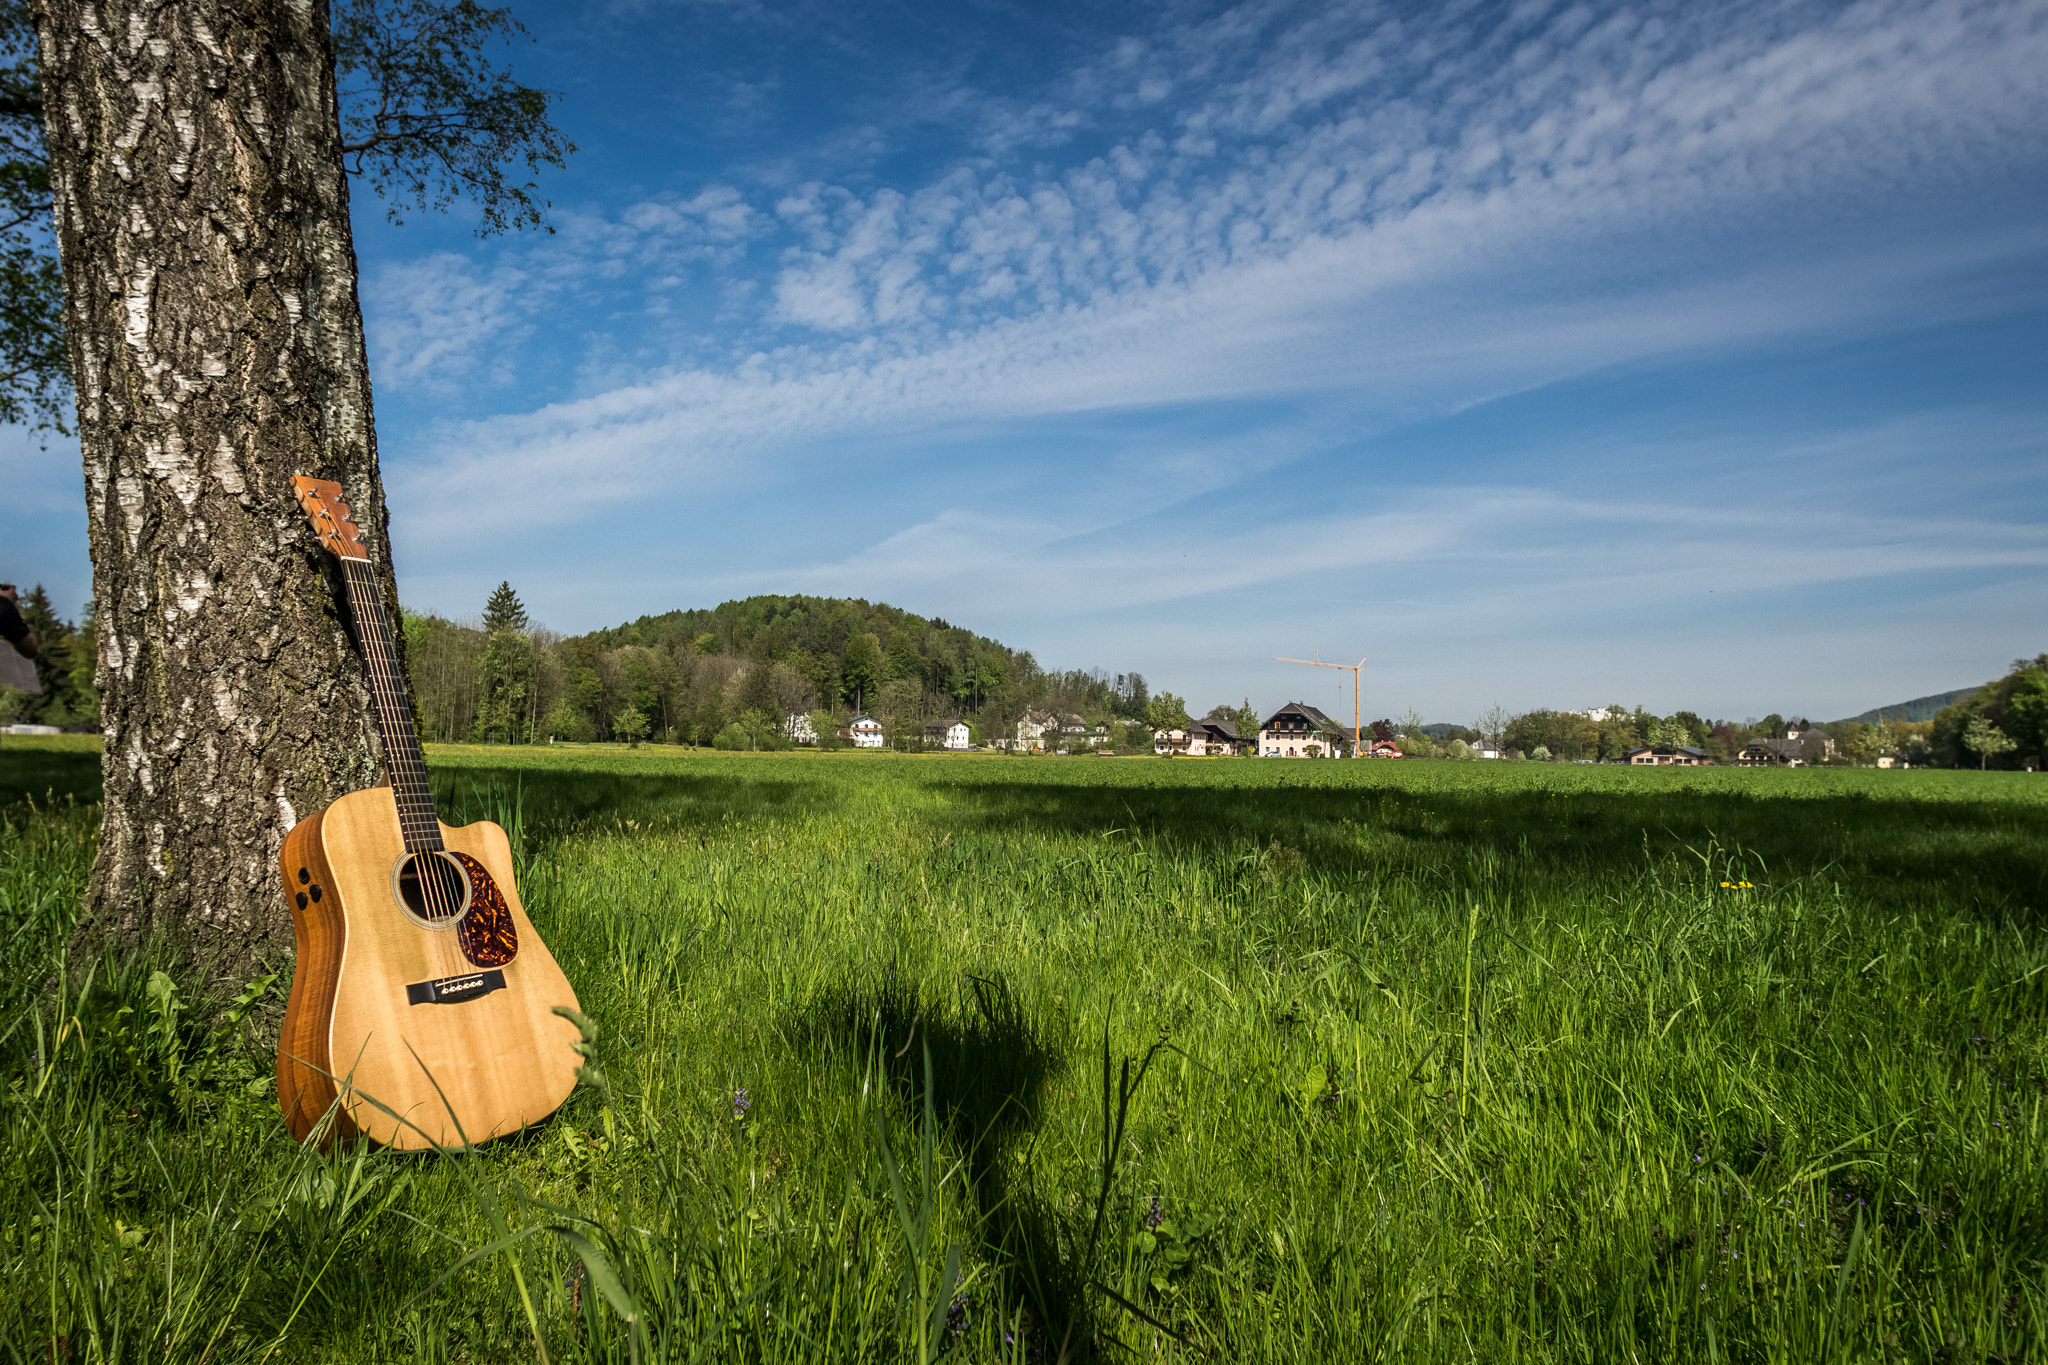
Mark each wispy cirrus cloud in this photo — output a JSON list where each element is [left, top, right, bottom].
[[372, 0, 2048, 536], [349, 0, 2048, 717], [755, 485, 2048, 623]]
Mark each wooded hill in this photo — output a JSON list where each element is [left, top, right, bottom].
[[1836, 687, 1980, 726], [403, 590, 1160, 747]]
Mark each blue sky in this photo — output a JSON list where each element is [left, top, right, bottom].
[[7, 0, 2048, 725]]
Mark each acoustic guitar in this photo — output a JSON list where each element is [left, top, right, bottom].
[[276, 476, 582, 1149]]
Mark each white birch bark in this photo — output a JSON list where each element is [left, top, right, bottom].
[[34, 0, 398, 974]]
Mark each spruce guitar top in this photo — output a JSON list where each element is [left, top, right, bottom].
[[276, 476, 582, 1149]]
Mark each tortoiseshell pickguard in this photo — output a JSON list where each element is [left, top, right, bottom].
[[451, 852, 519, 968]]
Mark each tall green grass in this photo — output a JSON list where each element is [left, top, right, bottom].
[[2, 741, 2045, 1361]]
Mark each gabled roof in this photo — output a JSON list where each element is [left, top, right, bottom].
[[1627, 744, 1707, 757], [1199, 718, 1239, 740], [1262, 700, 1346, 733]]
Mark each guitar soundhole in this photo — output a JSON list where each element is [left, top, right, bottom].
[[394, 851, 472, 927]]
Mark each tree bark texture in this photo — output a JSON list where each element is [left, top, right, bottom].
[[34, 0, 399, 975]]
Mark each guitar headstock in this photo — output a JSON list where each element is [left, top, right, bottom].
[[292, 476, 371, 562]]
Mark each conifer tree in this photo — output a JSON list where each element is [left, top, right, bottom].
[[473, 581, 531, 741], [482, 580, 529, 633]]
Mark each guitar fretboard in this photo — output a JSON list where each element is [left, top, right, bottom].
[[338, 557, 443, 853]]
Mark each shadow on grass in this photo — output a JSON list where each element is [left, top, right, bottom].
[[0, 742, 101, 807], [429, 764, 842, 839], [427, 755, 2048, 920], [791, 969, 1085, 1347], [931, 777, 2048, 919]]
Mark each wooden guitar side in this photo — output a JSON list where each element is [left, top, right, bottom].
[[276, 786, 583, 1149]]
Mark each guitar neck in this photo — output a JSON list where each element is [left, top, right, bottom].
[[337, 557, 443, 853]]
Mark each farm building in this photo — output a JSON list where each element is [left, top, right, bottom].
[[1259, 702, 1349, 758], [924, 719, 971, 750], [1737, 729, 1833, 767], [1626, 745, 1710, 766], [1191, 719, 1241, 755], [848, 714, 885, 748], [1016, 708, 1086, 752]]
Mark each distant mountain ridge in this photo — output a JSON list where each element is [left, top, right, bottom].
[[1837, 687, 1980, 726]]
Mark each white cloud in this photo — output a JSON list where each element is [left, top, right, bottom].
[[363, 184, 772, 394], [760, 486, 2048, 625], [372, 0, 2048, 539], [363, 254, 532, 394]]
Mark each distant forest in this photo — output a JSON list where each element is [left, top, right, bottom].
[[402, 589, 1181, 748], [8, 580, 2036, 768], [1836, 687, 1981, 726]]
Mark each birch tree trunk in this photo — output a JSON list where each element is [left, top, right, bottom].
[[33, 0, 397, 978]]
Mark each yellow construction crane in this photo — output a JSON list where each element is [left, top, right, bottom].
[[1273, 652, 1366, 757]]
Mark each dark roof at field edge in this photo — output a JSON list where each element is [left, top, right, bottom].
[[1263, 701, 1350, 735]]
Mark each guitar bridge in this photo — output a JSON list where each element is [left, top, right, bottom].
[[405, 969, 507, 1006]]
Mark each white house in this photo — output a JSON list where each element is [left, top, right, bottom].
[[1016, 708, 1086, 752], [848, 714, 885, 748], [925, 719, 971, 750], [1626, 745, 1709, 766], [1258, 702, 1349, 757], [786, 713, 816, 744]]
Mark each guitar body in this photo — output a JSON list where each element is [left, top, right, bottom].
[[276, 785, 582, 1149]]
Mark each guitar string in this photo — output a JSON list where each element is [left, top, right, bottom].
[[356, 557, 463, 976], [342, 553, 462, 978], [338, 557, 444, 970], [361, 556, 463, 975]]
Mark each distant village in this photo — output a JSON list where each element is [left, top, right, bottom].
[[788, 700, 1885, 767], [8, 586, 2031, 769]]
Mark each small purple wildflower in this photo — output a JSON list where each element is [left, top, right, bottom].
[[1144, 1196, 1164, 1231], [945, 1295, 970, 1336], [733, 1087, 752, 1120]]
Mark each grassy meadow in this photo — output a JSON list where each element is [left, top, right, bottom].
[[2, 737, 2046, 1362]]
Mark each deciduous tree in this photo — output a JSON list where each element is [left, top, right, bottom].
[[612, 699, 648, 747], [842, 631, 882, 711], [1145, 692, 1191, 731], [1963, 717, 2016, 771], [734, 660, 779, 722], [33, 0, 568, 976], [7, 0, 568, 429]]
